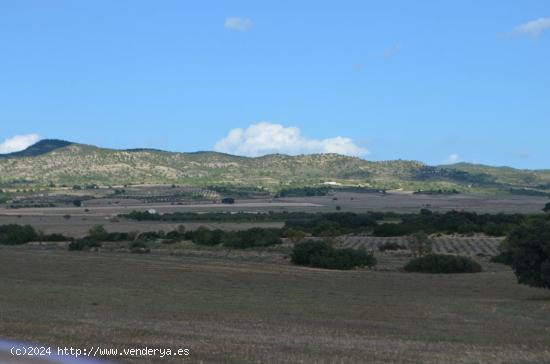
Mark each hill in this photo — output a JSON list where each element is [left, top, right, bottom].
[[0, 139, 73, 158], [1, 139, 549, 194]]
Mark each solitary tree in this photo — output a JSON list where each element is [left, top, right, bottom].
[[409, 231, 433, 257], [543, 202, 550, 213], [285, 228, 307, 244], [506, 220, 550, 289], [88, 225, 109, 242]]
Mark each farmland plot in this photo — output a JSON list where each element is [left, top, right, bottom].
[[340, 236, 503, 256]]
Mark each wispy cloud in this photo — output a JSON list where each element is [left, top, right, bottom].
[[353, 63, 364, 72], [224, 17, 253, 31], [0, 134, 40, 154], [214, 122, 369, 157], [513, 17, 550, 38], [443, 153, 461, 164], [384, 43, 401, 59]]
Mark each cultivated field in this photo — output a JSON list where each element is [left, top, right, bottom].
[[281, 191, 550, 213], [1, 247, 549, 364], [1, 191, 549, 363], [340, 236, 504, 256]]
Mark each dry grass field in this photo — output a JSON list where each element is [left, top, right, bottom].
[[1, 247, 550, 364]]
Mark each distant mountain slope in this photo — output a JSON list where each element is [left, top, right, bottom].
[[0, 139, 549, 193], [0, 139, 73, 158]]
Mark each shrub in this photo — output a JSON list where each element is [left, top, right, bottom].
[[40, 233, 70, 242], [68, 238, 101, 251], [191, 227, 224, 246], [373, 223, 415, 237], [105, 232, 131, 241], [408, 231, 432, 257], [378, 242, 406, 252], [404, 254, 482, 274], [310, 248, 377, 270], [291, 240, 377, 270], [490, 252, 512, 265], [88, 225, 108, 242], [129, 240, 150, 254], [505, 220, 550, 289], [291, 240, 331, 266], [283, 228, 307, 243], [138, 230, 166, 241], [0, 224, 38, 245], [223, 228, 282, 249]]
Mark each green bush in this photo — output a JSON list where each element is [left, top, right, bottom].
[[291, 240, 377, 270], [129, 240, 151, 254], [505, 220, 550, 289], [186, 227, 283, 248], [68, 238, 101, 251], [291, 240, 331, 266], [88, 225, 109, 242], [191, 227, 224, 246], [404, 254, 482, 274], [223, 228, 282, 249], [378, 242, 406, 252], [490, 252, 512, 265], [409, 231, 433, 257], [0, 224, 38, 245], [40, 233, 70, 242], [138, 230, 166, 241]]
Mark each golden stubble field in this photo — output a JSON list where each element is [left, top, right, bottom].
[[1, 247, 549, 364]]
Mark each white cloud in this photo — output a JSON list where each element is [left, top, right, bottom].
[[0, 134, 40, 154], [513, 17, 550, 38], [384, 43, 401, 59], [224, 17, 253, 31], [214, 122, 369, 157], [443, 153, 461, 164]]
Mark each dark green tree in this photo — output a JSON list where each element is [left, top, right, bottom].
[[88, 225, 109, 242], [506, 220, 550, 289]]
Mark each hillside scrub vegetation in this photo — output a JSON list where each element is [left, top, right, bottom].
[[291, 240, 377, 270], [276, 186, 331, 197], [3, 140, 550, 195], [404, 254, 482, 274]]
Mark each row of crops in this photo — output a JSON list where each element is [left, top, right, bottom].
[[339, 236, 503, 256]]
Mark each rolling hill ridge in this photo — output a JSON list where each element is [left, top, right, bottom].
[[1, 139, 549, 194]]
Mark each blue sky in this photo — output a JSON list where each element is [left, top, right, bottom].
[[0, 1, 548, 168]]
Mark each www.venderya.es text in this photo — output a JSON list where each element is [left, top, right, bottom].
[[10, 345, 190, 358]]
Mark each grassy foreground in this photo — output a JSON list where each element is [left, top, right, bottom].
[[1, 248, 550, 363]]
